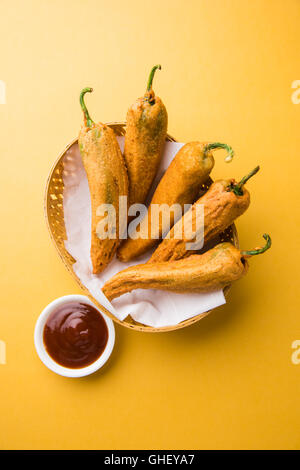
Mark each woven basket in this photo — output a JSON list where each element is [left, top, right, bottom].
[[45, 122, 239, 332]]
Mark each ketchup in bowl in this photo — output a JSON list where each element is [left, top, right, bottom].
[[43, 302, 108, 369]]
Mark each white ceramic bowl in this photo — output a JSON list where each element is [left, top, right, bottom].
[[34, 294, 115, 377]]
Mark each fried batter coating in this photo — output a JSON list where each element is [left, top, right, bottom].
[[79, 88, 128, 274], [117, 141, 234, 262], [103, 234, 271, 301], [124, 65, 167, 207], [149, 168, 260, 263], [104, 243, 247, 300]]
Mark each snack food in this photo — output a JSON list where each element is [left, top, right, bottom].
[[78, 88, 128, 274], [117, 141, 234, 262], [103, 234, 271, 301], [149, 166, 259, 263], [123, 65, 168, 207]]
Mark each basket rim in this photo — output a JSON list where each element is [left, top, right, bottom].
[[44, 121, 239, 332]]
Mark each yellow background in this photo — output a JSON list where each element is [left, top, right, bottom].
[[0, 0, 299, 450]]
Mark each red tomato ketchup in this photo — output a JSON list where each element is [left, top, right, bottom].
[[43, 302, 108, 368]]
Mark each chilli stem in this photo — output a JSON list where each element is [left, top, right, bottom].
[[241, 234, 272, 257], [80, 87, 94, 127], [204, 142, 234, 163], [146, 65, 161, 92]]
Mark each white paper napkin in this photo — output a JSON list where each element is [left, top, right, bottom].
[[62, 136, 225, 327]]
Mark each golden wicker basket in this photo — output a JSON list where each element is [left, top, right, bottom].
[[45, 122, 239, 332]]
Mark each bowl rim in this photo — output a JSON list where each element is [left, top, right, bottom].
[[34, 294, 115, 377]]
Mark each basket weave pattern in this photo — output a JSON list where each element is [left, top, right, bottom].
[[45, 122, 238, 332]]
